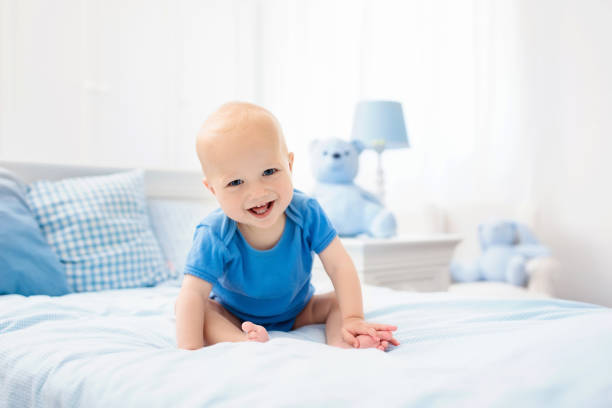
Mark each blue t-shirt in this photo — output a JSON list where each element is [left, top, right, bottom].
[[184, 189, 337, 325]]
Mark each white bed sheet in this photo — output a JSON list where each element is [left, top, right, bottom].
[[1, 279, 611, 407]]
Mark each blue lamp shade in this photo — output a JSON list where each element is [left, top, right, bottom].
[[350, 100, 409, 150]]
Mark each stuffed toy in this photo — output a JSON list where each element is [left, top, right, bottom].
[[309, 138, 396, 238], [450, 220, 551, 286]]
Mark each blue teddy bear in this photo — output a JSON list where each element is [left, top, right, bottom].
[[450, 220, 550, 286], [309, 138, 396, 238]]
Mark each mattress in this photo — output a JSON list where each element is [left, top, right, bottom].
[[1, 279, 611, 407]]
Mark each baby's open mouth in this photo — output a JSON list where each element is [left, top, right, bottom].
[[248, 200, 275, 218]]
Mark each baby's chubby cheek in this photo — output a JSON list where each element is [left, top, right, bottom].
[[226, 203, 247, 221], [279, 185, 294, 209], [210, 195, 240, 220]]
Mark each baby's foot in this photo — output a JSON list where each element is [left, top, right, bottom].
[[241, 321, 269, 343]]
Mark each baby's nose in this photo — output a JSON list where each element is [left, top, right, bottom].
[[249, 183, 267, 200], [332, 152, 341, 159]]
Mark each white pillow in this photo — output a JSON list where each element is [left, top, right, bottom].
[[148, 198, 216, 277]]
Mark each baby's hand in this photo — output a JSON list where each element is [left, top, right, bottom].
[[341, 317, 399, 350], [374, 329, 401, 350], [355, 329, 401, 351]]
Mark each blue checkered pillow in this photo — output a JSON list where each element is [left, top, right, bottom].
[[26, 169, 171, 292]]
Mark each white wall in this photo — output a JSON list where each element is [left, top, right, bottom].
[[521, 0, 612, 306], [0, 0, 258, 170], [1, 0, 517, 233]]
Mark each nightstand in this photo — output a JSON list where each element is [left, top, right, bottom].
[[312, 234, 462, 292]]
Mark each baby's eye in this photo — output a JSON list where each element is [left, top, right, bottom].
[[263, 168, 278, 176], [227, 179, 243, 187]]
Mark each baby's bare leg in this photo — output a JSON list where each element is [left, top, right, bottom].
[[293, 292, 387, 350], [204, 299, 269, 346], [293, 292, 386, 348], [324, 299, 388, 350]]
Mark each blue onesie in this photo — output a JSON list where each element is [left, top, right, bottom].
[[184, 189, 337, 332]]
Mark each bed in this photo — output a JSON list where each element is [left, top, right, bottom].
[[1, 161, 611, 407]]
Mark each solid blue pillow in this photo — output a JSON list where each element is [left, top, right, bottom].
[[0, 168, 70, 296]]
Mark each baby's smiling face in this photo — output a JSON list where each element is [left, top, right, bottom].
[[196, 103, 294, 231]]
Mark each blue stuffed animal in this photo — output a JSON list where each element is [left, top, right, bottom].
[[309, 138, 396, 238], [450, 220, 551, 286]]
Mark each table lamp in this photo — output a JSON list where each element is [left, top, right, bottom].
[[350, 100, 410, 204]]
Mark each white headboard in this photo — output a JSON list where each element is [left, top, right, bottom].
[[0, 160, 214, 202]]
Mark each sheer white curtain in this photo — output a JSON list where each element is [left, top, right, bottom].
[[257, 0, 363, 192], [258, 0, 531, 232], [1, 0, 531, 232]]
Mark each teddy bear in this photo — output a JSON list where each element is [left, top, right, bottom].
[[450, 219, 551, 287], [309, 138, 396, 238]]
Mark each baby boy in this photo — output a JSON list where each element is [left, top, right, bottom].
[[175, 102, 399, 351]]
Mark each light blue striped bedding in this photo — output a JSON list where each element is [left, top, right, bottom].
[[1, 280, 611, 407]]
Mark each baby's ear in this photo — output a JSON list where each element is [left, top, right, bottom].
[[288, 152, 294, 172], [202, 178, 215, 195]]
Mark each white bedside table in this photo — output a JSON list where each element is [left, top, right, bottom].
[[312, 234, 462, 292]]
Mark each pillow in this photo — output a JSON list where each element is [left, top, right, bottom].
[[26, 169, 171, 292], [148, 198, 216, 277], [0, 168, 70, 296]]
